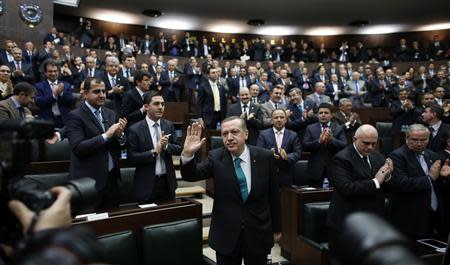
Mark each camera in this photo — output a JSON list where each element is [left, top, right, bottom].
[[0, 120, 97, 245]]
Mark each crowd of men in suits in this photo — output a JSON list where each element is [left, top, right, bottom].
[[1, 30, 450, 264], [47, 23, 450, 63]]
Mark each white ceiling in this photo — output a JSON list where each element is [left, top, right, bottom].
[[54, 0, 450, 35]]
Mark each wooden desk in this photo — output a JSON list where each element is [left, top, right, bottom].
[[73, 198, 202, 236], [280, 187, 333, 259]]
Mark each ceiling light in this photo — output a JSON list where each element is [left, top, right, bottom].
[[415, 22, 450, 31], [247, 19, 265, 26], [89, 9, 138, 24], [206, 23, 245, 34], [305, 27, 346, 36], [153, 16, 196, 30], [349, 20, 369, 27], [357, 25, 405, 34], [142, 9, 162, 18], [255, 26, 296, 36]]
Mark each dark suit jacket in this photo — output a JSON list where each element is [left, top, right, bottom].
[[303, 122, 347, 184], [139, 39, 156, 54], [127, 118, 182, 202], [181, 146, 281, 255], [369, 78, 391, 107], [102, 73, 130, 115], [327, 146, 387, 230], [389, 101, 416, 134], [159, 70, 182, 101], [184, 64, 201, 90], [35, 80, 75, 125], [256, 128, 301, 186], [197, 80, 227, 128], [313, 73, 330, 84], [120, 87, 145, 127], [428, 122, 450, 153], [331, 111, 361, 144], [9, 60, 34, 85], [79, 67, 103, 81], [226, 76, 240, 98], [325, 82, 346, 104], [388, 145, 442, 237], [66, 103, 122, 191], [287, 101, 317, 139], [227, 102, 263, 145]]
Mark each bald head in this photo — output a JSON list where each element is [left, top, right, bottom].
[[354, 124, 378, 139], [354, 124, 378, 156]]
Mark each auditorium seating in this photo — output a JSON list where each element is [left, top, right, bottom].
[[280, 187, 332, 260], [97, 230, 139, 265], [142, 218, 203, 265], [74, 199, 203, 265], [292, 201, 331, 265], [376, 122, 394, 155], [43, 139, 71, 161], [293, 160, 309, 186]]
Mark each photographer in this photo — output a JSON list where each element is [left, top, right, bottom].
[[2, 187, 101, 265]]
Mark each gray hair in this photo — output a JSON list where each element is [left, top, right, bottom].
[[339, 98, 352, 106], [406, 124, 430, 138]]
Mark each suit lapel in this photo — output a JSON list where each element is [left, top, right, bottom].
[[81, 103, 104, 133], [143, 119, 155, 149], [222, 148, 241, 198], [6, 98, 20, 119], [131, 88, 143, 105], [281, 130, 289, 149], [248, 147, 258, 199]]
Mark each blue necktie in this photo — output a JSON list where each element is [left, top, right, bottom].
[[234, 158, 248, 202], [417, 154, 438, 211], [355, 81, 359, 96]]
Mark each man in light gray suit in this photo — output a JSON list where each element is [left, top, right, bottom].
[[305, 81, 332, 111], [345, 71, 368, 108], [0, 82, 35, 121], [260, 85, 287, 128]]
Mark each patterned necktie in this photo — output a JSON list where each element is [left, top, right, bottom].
[[234, 158, 248, 202], [94, 109, 105, 131], [111, 77, 116, 87], [243, 104, 248, 114]]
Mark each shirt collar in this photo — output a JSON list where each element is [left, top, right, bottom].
[[353, 144, 365, 159], [136, 86, 145, 97], [11, 96, 21, 109], [431, 120, 442, 132], [231, 145, 250, 164], [273, 127, 285, 135], [146, 116, 160, 127], [107, 73, 117, 79], [84, 101, 101, 114], [47, 79, 58, 86]]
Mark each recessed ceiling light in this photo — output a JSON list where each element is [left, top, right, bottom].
[[349, 20, 369, 27], [142, 9, 162, 18], [247, 19, 265, 26]]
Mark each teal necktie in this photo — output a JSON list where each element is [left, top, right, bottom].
[[234, 158, 248, 202]]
